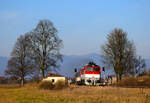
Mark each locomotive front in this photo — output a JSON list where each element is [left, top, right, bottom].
[[80, 62, 101, 85]]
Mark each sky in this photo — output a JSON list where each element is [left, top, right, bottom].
[[0, 0, 150, 58]]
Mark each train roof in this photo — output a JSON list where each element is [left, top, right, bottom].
[[84, 61, 99, 67]]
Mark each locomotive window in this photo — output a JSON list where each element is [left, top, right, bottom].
[[86, 67, 93, 71], [93, 68, 99, 71]]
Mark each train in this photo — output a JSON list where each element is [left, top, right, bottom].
[[75, 61, 106, 85]]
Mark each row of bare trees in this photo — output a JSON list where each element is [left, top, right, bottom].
[[101, 28, 146, 82], [4, 19, 146, 85], [5, 20, 63, 86]]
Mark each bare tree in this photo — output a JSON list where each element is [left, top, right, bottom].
[[122, 52, 146, 77], [134, 56, 146, 77], [30, 20, 63, 79], [101, 28, 136, 81], [5, 34, 35, 86]]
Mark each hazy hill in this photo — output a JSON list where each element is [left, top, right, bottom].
[[146, 59, 150, 70], [0, 54, 150, 77], [0, 54, 106, 77], [0, 57, 9, 76], [59, 53, 114, 77], [59, 54, 150, 77]]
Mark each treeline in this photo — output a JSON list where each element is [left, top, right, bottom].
[[5, 20, 63, 86], [3, 19, 147, 86]]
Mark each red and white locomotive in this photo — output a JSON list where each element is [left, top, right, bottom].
[[75, 62, 105, 85]]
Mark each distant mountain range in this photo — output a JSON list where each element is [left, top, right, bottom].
[[0, 57, 9, 76], [59, 53, 150, 77], [0, 53, 150, 77]]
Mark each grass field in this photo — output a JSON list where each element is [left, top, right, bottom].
[[0, 84, 150, 103]]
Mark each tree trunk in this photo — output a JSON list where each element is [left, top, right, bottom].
[[114, 66, 119, 82], [134, 67, 137, 78], [21, 68, 24, 86], [119, 73, 122, 81], [41, 69, 45, 79], [115, 72, 119, 82], [21, 77, 24, 86]]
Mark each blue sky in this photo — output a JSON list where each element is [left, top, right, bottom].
[[0, 0, 150, 58]]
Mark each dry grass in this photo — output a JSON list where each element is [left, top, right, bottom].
[[0, 84, 150, 103]]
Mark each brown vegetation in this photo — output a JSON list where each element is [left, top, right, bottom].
[[54, 80, 68, 89], [116, 76, 150, 88], [0, 83, 150, 103], [39, 81, 54, 90], [39, 80, 67, 90]]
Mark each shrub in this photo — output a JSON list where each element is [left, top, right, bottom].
[[116, 76, 150, 88], [137, 76, 150, 87], [147, 70, 150, 77], [54, 80, 67, 89], [39, 81, 54, 90], [39, 80, 68, 90], [117, 77, 137, 87]]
